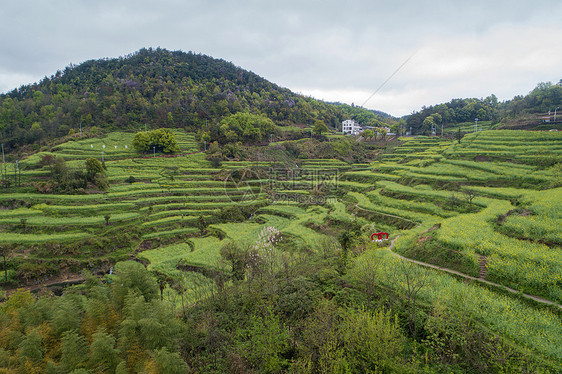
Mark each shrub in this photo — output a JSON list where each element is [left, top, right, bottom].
[[133, 129, 180, 154]]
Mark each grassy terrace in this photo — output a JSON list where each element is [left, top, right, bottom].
[[342, 131, 562, 304], [2, 129, 562, 367]]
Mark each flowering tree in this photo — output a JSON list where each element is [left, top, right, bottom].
[[247, 226, 282, 280]]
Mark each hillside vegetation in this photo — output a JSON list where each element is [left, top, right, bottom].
[[0, 48, 392, 154], [406, 80, 562, 135], [0, 50, 561, 373], [0, 126, 561, 373]]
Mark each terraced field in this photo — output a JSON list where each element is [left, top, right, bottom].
[[343, 131, 562, 303], [0, 131, 358, 288], [2, 128, 562, 366]]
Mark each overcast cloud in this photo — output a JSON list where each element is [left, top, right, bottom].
[[1, 0, 561, 116]]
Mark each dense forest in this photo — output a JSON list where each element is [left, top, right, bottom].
[[0, 48, 392, 153]]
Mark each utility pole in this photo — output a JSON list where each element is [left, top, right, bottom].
[[474, 118, 479, 132], [153, 146, 156, 158], [14, 161, 18, 187], [1, 144, 4, 179]]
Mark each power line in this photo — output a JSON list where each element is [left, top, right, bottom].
[[361, 52, 416, 108]]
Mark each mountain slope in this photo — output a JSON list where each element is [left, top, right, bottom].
[[0, 48, 392, 151]]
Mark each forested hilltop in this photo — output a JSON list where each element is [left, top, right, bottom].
[[0, 48, 391, 152], [406, 80, 562, 134]]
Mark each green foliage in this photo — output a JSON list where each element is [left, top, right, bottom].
[[17, 327, 43, 364], [152, 347, 189, 373], [220, 241, 247, 281], [85, 158, 104, 180], [313, 120, 329, 136], [214, 112, 275, 144], [407, 97, 499, 134], [341, 308, 405, 372], [0, 48, 395, 150], [361, 128, 375, 140], [236, 308, 290, 373], [50, 296, 83, 337], [60, 330, 88, 372], [89, 329, 119, 373], [111, 261, 158, 310], [132, 128, 179, 154], [506, 81, 562, 115]]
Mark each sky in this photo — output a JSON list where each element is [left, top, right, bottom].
[[1, 0, 561, 117]]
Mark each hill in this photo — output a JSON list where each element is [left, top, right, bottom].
[[406, 80, 562, 135], [0, 48, 392, 153]]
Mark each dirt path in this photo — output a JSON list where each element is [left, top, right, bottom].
[[4, 274, 85, 298], [478, 255, 488, 279], [387, 236, 562, 310], [354, 203, 420, 229]]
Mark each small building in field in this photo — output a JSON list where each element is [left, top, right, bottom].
[[342, 119, 362, 135]]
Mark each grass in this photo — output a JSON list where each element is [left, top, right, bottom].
[[0, 232, 91, 244], [351, 249, 562, 363], [4, 128, 562, 367], [0, 212, 139, 226]]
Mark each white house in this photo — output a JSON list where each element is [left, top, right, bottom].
[[342, 119, 362, 135]]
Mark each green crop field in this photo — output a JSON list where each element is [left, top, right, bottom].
[[2, 127, 562, 371]]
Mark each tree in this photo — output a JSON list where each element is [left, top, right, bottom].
[[0, 245, 13, 282], [85, 158, 104, 182], [422, 116, 436, 135], [338, 230, 355, 274], [463, 189, 477, 207], [89, 329, 119, 373], [361, 129, 375, 141], [60, 330, 88, 372], [393, 260, 430, 338], [456, 128, 464, 144], [430, 113, 442, 125], [313, 120, 329, 136], [342, 308, 405, 371], [152, 348, 189, 373], [197, 215, 207, 235], [220, 242, 247, 281], [132, 129, 179, 154], [236, 309, 290, 372], [111, 261, 158, 310], [17, 327, 43, 364], [217, 112, 275, 144], [50, 156, 68, 182]]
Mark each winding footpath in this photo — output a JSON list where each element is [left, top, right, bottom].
[[4, 275, 85, 298], [387, 236, 562, 311]]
